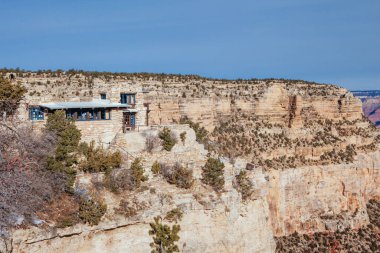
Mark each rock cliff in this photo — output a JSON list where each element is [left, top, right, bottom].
[[1, 71, 379, 252]]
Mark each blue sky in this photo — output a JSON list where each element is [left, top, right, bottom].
[[1, 0, 379, 90]]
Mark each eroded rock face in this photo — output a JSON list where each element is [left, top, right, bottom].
[[143, 83, 363, 130], [265, 150, 380, 236], [1, 72, 379, 253], [4, 128, 379, 253], [8, 199, 275, 253], [5, 125, 276, 253]]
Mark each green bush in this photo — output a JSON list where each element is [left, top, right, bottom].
[[149, 216, 180, 253], [201, 158, 225, 192], [234, 171, 254, 201], [151, 161, 161, 175], [158, 127, 177, 151], [79, 141, 122, 174], [78, 197, 107, 226]]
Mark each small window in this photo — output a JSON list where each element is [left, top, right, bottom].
[[120, 93, 136, 105], [100, 93, 107, 100], [29, 107, 44, 121], [66, 108, 110, 121]]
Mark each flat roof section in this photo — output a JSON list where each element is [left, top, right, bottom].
[[39, 100, 131, 110]]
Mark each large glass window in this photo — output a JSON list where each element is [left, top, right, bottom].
[[120, 94, 136, 105], [29, 107, 44, 121], [66, 108, 110, 121]]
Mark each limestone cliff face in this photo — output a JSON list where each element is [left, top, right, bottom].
[[4, 126, 277, 253], [265, 151, 380, 236], [1, 72, 379, 253], [143, 83, 363, 130], [3, 126, 379, 253], [9, 72, 362, 130]]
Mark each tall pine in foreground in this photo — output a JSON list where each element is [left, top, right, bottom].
[[45, 110, 81, 193], [149, 216, 180, 253]]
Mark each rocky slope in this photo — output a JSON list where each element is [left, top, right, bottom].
[[1, 126, 277, 253], [1, 70, 379, 252], [3, 125, 379, 253]]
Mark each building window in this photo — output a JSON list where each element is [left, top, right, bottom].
[[66, 108, 111, 121], [120, 93, 136, 105], [29, 107, 44, 121], [100, 93, 107, 100]]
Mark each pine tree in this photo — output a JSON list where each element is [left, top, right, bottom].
[[149, 216, 180, 253], [45, 110, 81, 193], [130, 158, 147, 188]]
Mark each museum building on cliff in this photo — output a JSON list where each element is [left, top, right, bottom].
[[26, 91, 150, 146]]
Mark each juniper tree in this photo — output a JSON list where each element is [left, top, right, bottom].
[[201, 157, 225, 192], [158, 127, 177, 151]]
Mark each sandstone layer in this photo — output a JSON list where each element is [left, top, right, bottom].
[[0, 71, 379, 253]]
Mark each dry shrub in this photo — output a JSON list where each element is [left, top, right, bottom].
[[78, 196, 107, 226], [103, 169, 134, 193], [115, 197, 147, 218], [43, 194, 81, 228], [0, 124, 66, 234], [0, 77, 26, 118], [104, 158, 147, 193], [145, 134, 162, 153], [165, 208, 183, 223], [161, 163, 193, 189]]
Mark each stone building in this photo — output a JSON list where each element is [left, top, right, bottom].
[[26, 90, 149, 146]]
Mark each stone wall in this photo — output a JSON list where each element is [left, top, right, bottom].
[[75, 109, 123, 145]]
